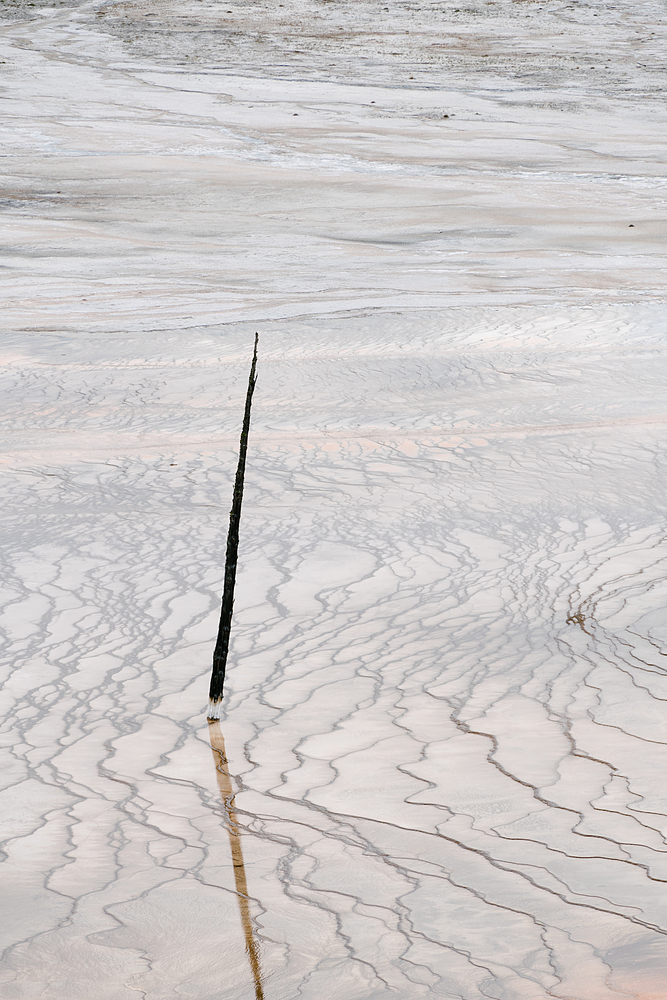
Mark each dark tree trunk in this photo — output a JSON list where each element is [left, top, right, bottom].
[[208, 333, 258, 719]]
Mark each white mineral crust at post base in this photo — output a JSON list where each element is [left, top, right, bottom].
[[207, 699, 223, 721]]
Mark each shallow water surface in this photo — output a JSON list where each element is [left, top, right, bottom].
[[1, 1, 667, 997]]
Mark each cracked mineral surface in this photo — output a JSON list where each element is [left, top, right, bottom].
[[1, 1, 667, 997]]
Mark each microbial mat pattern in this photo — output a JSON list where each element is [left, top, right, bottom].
[[1, 1, 667, 998]]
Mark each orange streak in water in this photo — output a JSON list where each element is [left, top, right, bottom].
[[208, 721, 265, 1000]]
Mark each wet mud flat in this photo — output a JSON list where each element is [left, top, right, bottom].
[[1, 1, 667, 998]]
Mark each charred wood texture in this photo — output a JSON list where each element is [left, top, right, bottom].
[[208, 334, 258, 718]]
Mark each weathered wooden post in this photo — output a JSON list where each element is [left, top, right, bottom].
[[208, 333, 258, 720]]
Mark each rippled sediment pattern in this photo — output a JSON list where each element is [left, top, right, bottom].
[[2, 1, 667, 998]]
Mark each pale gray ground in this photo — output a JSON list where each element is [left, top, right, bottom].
[[1, 1, 667, 998]]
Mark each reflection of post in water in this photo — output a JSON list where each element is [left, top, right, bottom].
[[208, 721, 265, 1000]]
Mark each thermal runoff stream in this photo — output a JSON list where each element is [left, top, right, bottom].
[[1, 1, 667, 997]]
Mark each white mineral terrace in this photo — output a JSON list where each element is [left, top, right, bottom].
[[1, 1, 667, 997]]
